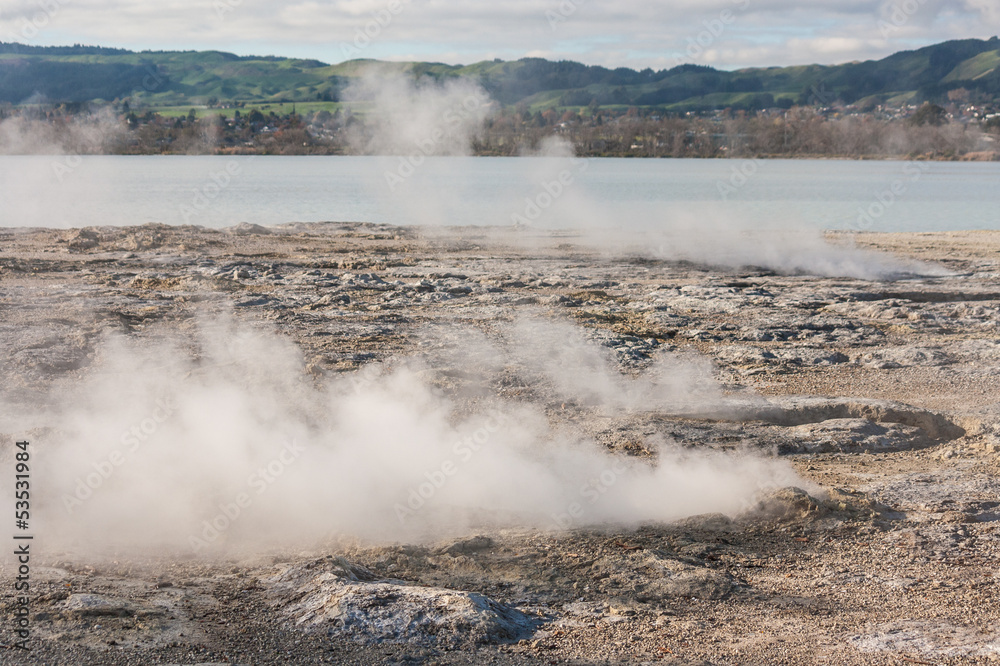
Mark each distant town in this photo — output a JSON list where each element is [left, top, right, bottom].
[[2, 98, 998, 159]]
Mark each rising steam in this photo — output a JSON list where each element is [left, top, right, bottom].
[[0, 110, 123, 156], [505, 136, 947, 280], [343, 67, 492, 157], [341, 67, 495, 226], [635, 213, 951, 280], [341, 70, 944, 279], [0, 110, 126, 229], [2, 314, 803, 556]]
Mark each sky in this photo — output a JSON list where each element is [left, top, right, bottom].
[[0, 0, 998, 71]]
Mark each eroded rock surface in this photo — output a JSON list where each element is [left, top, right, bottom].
[[2, 224, 999, 665]]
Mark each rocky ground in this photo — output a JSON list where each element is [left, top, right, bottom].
[[1, 222, 999, 665]]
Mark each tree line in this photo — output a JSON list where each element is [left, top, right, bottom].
[[1, 103, 998, 159]]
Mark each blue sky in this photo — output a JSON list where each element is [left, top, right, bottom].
[[1, 0, 998, 70]]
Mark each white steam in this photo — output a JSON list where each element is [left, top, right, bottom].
[[0, 111, 125, 229], [2, 315, 803, 556], [342, 68, 495, 227], [504, 136, 947, 279], [338, 71, 945, 279], [0, 111, 122, 156], [510, 317, 724, 415], [344, 68, 492, 157], [634, 212, 950, 280]]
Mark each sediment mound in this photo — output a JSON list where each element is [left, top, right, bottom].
[[264, 557, 536, 647]]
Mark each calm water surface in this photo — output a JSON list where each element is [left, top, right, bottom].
[[0, 155, 997, 232]]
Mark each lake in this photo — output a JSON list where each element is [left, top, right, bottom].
[[0, 155, 997, 232]]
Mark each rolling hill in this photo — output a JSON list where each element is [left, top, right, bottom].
[[1, 37, 998, 112]]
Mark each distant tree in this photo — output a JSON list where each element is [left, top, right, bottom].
[[909, 103, 948, 126], [947, 88, 970, 103]]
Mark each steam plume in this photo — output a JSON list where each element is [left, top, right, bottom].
[[1, 314, 804, 556]]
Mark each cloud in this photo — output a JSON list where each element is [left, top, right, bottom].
[[0, 0, 994, 70]]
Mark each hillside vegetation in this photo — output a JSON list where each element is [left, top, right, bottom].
[[1, 38, 999, 112]]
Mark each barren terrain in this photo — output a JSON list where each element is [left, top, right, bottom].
[[1, 223, 998, 665]]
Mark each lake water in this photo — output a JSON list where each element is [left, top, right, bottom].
[[0, 155, 997, 232]]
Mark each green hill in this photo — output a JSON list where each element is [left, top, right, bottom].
[[1, 37, 998, 112]]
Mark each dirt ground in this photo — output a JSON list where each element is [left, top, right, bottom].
[[1, 223, 998, 665]]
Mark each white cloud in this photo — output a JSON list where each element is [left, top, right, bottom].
[[0, 0, 995, 69]]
